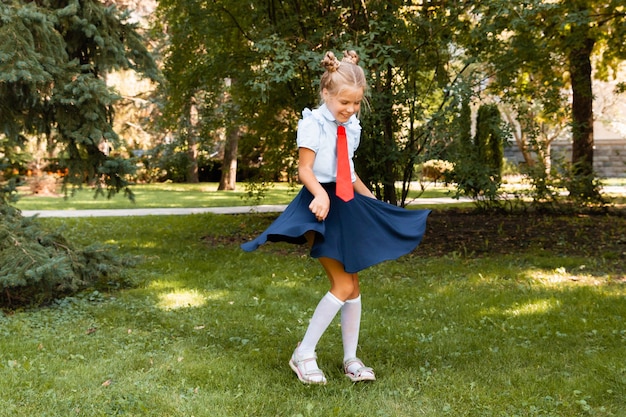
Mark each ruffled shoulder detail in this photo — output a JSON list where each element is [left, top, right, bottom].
[[301, 107, 313, 119], [302, 107, 328, 127], [299, 107, 324, 131]]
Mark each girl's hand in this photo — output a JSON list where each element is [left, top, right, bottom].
[[298, 147, 331, 221], [309, 193, 330, 221]]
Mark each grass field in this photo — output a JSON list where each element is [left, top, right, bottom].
[[14, 182, 456, 211], [0, 208, 624, 416]]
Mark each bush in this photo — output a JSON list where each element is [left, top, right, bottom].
[[421, 159, 454, 182], [0, 203, 136, 309]]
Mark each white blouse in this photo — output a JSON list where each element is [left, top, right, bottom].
[[296, 103, 361, 183]]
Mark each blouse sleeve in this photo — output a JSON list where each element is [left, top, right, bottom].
[[296, 109, 321, 152]]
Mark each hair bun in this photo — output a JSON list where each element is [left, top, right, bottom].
[[342, 50, 359, 65], [321, 51, 341, 73], [318, 49, 367, 100]]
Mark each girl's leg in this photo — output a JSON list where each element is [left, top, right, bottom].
[[319, 256, 360, 301], [290, 290, 343, 384], [317, 256, 363, 359], [292, 255, 356, 383], [291, 252, 373, 383], [317, 257, 375, 381], [298, 256, 358, 355], [341, 295, 361, 361], [306, 231, 360, 302], [297, 291, 344, 357]]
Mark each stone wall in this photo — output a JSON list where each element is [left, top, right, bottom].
[[504, 139, 626, 178]]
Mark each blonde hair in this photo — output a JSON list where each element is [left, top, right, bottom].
[[319, 50, 367, 100]]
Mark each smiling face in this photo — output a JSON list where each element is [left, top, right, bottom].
[[323, 86, 364, 124]]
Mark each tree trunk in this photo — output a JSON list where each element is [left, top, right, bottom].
[[501, 109, 535, 168], [187, 138, 199, 183], [218, 125, 239, 191], [187, 101, 199, 183], [382, 65, 397, 206], [568, 36, 595, 196]]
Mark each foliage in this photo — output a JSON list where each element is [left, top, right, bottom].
[[421, 160, 454, 183], [521, 155, 564, 206], [0, 0, 158, 198], [447, 99, 508, 210], [465, 0, 626, 198], [0, 202, 135, 309], [151, 143, 194, 183], [475, 104, 505, 181], [3, 0, 625, 208], [516, 150, 609, 212], [155, 1, 471, 204], [559, 161, 607, 207], [154, 0, 626, 207], [242, 180, 275, 205], [0, 0, 158, 288]]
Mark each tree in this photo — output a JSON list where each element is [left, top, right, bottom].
[[156, 1, 467, 205], [358, 2, 470, 205], [154, 0, 257, 187], [0, 0, 158, 196], [466, 0, 626, 199], [0, 0, 157, 307], [447, 96, 507, 209], [475, 104, 505, 180], [499, 100, 569, 173]]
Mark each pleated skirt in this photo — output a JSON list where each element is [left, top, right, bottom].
[[240, 183, 430, 273]]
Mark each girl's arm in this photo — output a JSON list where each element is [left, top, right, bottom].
[[353, 174, 376, 199], [298, 147, 330, 221]]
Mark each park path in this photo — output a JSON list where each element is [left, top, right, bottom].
[[20, 197, 471, 218], [20, 185, 625, 218]]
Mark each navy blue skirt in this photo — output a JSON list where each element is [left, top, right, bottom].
[[240, 183, 430, 273]]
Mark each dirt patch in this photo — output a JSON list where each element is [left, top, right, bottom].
[[203, 209, 626, 273], [419, 209, 626, 258]]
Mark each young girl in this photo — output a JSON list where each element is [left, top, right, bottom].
[[241, 50, 430, 384]]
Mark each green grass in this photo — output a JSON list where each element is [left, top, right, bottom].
[[1, 214, 624, 416], [14, 182, 456, 211]]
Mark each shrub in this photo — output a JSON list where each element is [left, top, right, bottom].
[[0, 203, 136, 309], [421, 159, 454, 182]]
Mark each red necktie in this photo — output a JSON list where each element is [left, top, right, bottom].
[[336, 125, 354, 202]]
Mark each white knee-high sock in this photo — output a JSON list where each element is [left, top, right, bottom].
[[298, 292, 344, 357], [341, 295, 362, 361]]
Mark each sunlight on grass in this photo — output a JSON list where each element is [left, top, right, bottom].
[[501, 298, 560, 317], [157, 289, 207, 310], [271, 277, 302, 289], [136, 241, 159, 249], [153, 282, 231, 310], [478, 289, 562, 317], [149, 280, 186, 290], [529, 267, 609, 287]]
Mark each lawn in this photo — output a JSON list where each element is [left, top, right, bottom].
[[14, 182, 456, 211], [0, 208, 624, 416]]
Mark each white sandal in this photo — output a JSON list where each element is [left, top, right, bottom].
[[289, 346, 327, 385], [344, 358, 376, 382]]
